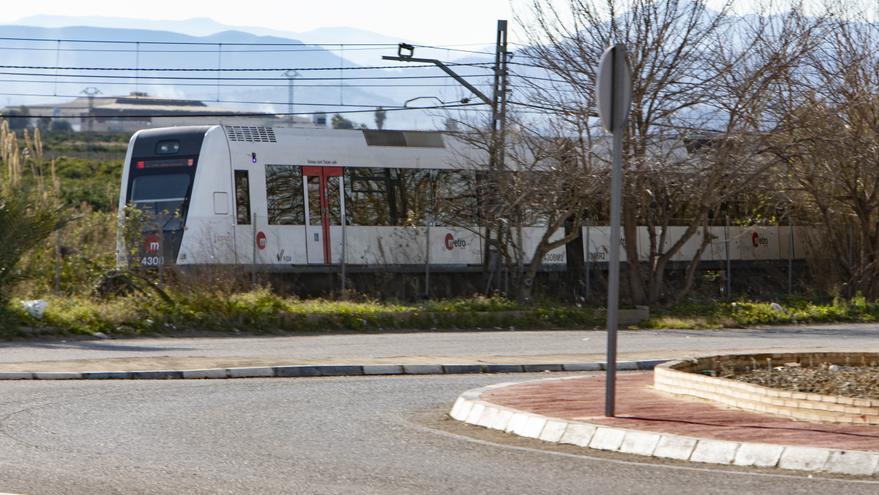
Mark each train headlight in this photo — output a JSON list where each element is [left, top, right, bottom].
[[156, 140, 180, 154]]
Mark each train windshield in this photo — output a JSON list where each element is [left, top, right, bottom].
[[131, 174, 191, 230]]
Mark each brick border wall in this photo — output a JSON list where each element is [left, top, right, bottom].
[[654, 353, 879, 425]]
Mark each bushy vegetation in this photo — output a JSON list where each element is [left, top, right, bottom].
[[4, 288, 879, 339], [0, 124, 64, 301], [644, 297, 879, 329], [1, 290, 602, 338]]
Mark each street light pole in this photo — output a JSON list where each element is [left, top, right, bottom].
[[81, 86, 101, 133], [284, 69, 300, 124]]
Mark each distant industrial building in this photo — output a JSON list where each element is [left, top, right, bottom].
[[5, 92, 325, 133]]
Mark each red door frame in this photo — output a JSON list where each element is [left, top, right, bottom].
[[302, 166, 343, 264]]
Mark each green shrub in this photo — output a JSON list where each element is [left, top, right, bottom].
[[0, 189, 61, 301]]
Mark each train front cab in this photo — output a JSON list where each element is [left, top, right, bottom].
[[119, 126, 209, 268]]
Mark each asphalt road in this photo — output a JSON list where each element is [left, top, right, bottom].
[[1, 324, 878, 365], [1, 373, 878, 494]]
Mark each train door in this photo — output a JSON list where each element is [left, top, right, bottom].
[[232, 169, 256, 264], [303, 166, 344, 264]]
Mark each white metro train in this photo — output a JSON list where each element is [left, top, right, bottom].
[[117, 125, 808, 271]]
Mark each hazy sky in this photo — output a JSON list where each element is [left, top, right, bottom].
[[1, 1, 851, 46], [1, 0, 519, 45]]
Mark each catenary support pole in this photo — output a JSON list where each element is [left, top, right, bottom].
[[788, 216, 794, 296], [725, 214, 732, 299], [584, 217, 591, 302], [383, 21, 509, 294]]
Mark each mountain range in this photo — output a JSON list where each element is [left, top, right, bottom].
[[0, 16, 497, 129], [12, 15, 414, 66]]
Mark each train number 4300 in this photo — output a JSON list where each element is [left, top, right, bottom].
[[140, 256, 164, 266]]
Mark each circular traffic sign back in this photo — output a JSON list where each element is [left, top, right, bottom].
[[595, 44, 633, 133]]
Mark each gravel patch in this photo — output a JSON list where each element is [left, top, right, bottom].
[[712, 356, 879, 400]]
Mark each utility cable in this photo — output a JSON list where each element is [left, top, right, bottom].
[[0, 101, 488, 119]]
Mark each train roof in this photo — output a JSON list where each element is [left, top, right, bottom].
[[216, 125, 488, 170]]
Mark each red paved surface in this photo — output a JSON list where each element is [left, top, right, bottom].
[[483, 373, 879, 451]]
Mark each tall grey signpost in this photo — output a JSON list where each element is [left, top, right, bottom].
[[595, 44, 632, 417]]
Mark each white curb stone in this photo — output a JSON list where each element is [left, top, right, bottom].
[[690, 439, 739, 465], [778, 446, 831, 472], [450, 398, 473, 422], [505, 412, 530, 434], [465, 403, 486, 424], [518, 415, 548, 439], [539, 420, 568, 443], [460, 390, 481, 401], [227, 367, 274, 378], [490, 409, 515, 431], [558, 423, 596, 447], [589, 427, 626, 451], [733, 443, 784, 468], [619, 431, 661, 456], [825, 451, 879, 476], [476, 407, 500, 428], [653, 435, 698, 461], [362, 365, 404, 375], [182, 369, 228, 379], [450, 376, 879, 478]]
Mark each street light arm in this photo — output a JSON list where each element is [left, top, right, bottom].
[[382, 55, 493, 106]]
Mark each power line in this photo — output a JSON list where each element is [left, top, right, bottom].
[[0, 78, 493, 89], [0, 43, 496, 55], [0, 62, 495, 72], [412, 44, 494, 56], [0, 45, 403, 54], [0, 36, 401, 47], [0, 91, 407, 108], [0, 36, 499, 51], [0, 101, 488, 119], [0, 71, 496, 81]]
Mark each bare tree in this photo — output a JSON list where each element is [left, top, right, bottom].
[[442, 113, 605, 301], [768, 5, 879, 297], [516, 0, 819, 305]]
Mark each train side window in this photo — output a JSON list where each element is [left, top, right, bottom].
[[266, 165, 305, 225], [433, 170, 478, 226], [344, 167, 435, 226], [234, 170, 251, 225], [345, 167, 393, 226], [397, 169, 432, 225]]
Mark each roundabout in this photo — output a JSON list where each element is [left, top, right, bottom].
[[451, 352, 879, 477]]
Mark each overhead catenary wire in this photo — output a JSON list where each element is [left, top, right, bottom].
[[0, 100, 488, 119], [0, 34, 549, 119], [0, 71, 496, 81], [0, 62, 496, 72], [0, 78, 494, 89], [0, 91, 416, 108], [0, 45, 407, 54], [0, 35, 497, 50], [0, 36, 401, 47]]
